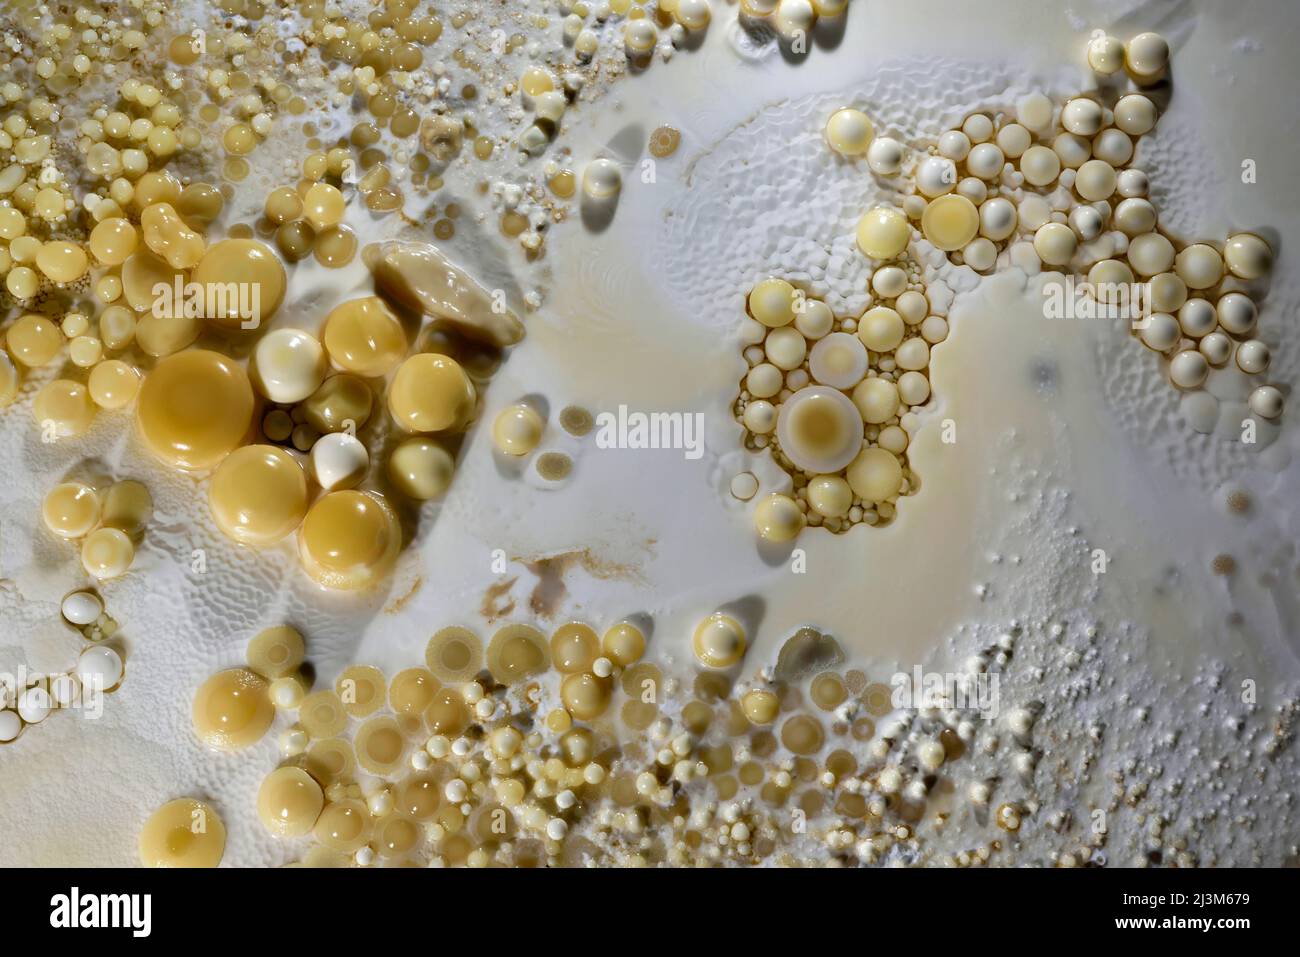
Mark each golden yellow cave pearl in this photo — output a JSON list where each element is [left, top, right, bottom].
[[424, 686, 469, 735], [191, 239, 286, 332], [856, 206, 911, 261], [777, 386, 863, 473], [807, 474, 853, 518], [82, 527, 134, 579], [298, 689, 348, 739], [355, 715, 407, 775], [7, 313, 62, 367], [209, 445, 309, 547], [337, 664, 386, 718], [136, 350, 255, 471], [314, 799, 371, 853], [141, 202, 206, 269], [825, 108, 874, 156], [35, 241, 89, 283], [388, 437, 455, 500], [88, 360, 141, 410], [693, 613, 747, 669], [302, 374, 373, 434], [43, 482, 100, 539], [492, 403, 544, 456], [34, 380, 95, 438], [781, 714, 825, 755], [298, 490, 400, 591], [389, 667, 440, 715], [264, 186, 303, 225], [376, 814, 420, 859], [388, 353, 476, 434], [601, 621, 646, 667], [257, 767, 324, 838], [741, 689, 780, 725], [551, 622, 599, 674], [922, 194, 979, 252], [749, 278, 797, 328], [303, 182, 346, 231], [753, 493, 804, 543], [101, 480, 152, 538], [192, 667, 274, 751], [858, 305, 905, 353], [426, 626, 483, 683], [247, 625, 305, 679], [486, 624, 550, 685], [314, 225, 358, 268], [321, 297, 407, 378], [396, 773, 442, 821], [139, 798, 226, 868], [846, 447, 903, 503], [561, 672, 613, 721]]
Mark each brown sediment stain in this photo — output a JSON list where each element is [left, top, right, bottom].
[[385, 575, 424, 614], [480, 577, 518, 621], [512, 546, 650, 619]]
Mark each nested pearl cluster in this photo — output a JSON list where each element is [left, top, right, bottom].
[[211, 612, 997, 869], [897, 30, 1283, 417], [733, 271, 937, 540], [0, 586, 126, 745]]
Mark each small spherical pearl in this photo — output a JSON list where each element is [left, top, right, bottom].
[[1127, 232, 1175, 276], [62, 590, 103, 625], [1069, 205, 1104, 242], [1052, 132, 1092, 169], [1019, 145, 1060, 187], [582, 158, 622, 199], [1126, 32, 1170, 80], [752, 494, 804, 543], [1169, 350, 1209, 389], [825, 108, 874, 157], [795, 299, 835, 339], [1116, 168, 1149, 197], [1075, 159, 1116, 201], [965, 143, 1004, 180], [1235, 340, 1270, 375], [916, 156, 957, 197], [1216, 292, 1257, 335], [1198, 331, 1233, 367], [743, 399, 777, 434], [1113, 198, 1157, 236], [1061, 98, 1103, 136], [938, 130, 970, 162], [961, 114, 993, 143], [978, 197, 1017, 241], [1138, 313, 1180, 352], [1087, 34, 1125, 74], [1016, 92, 1053, 131], [1114, 94, 1157, 135], [253, 329, 327, 404], [1248, 385, 1283, 419], [1033, 223, 1077, 266], [1175, 243, 1223, 290], [995, 123, 1031, 159], [866, 137, 904, 175], [871, 265, 908, 299], [1092, 129, 1133, 166], [311, 431, 370, 490], [1223, 233, 1272, 280], [77, 645, 124, 691], [693, 613, 747, 667], [1178, 299, 1218, 338]]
